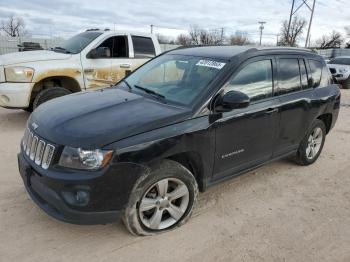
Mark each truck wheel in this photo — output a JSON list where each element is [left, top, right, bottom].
[[33, 87, 71, 110], [295, 119, 326, 166], [342, 77, 350, 89], [123, 160, 198, 236]]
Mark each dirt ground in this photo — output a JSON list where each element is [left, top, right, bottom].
[[0, 90, 349, 262]]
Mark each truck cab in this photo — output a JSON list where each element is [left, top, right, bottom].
[[0, 29, 161, 110]]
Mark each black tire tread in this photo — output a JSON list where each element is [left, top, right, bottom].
[[33, 87, 71, 110], [123, 159, 198, 236]]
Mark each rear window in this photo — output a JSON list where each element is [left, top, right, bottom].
[[328, 58, 350, 65], [278, 58, 301, 94], [132, 36, 156, 58], [309, 60, 323, 87]]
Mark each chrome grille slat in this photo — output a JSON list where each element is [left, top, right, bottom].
[[42, 144, 55, 170], [25, 132, 33, 155], [35, 140, 45, 165], [30, 136, 38, 160], [21, 128, 55, 169]]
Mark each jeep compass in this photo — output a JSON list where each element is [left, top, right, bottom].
[[18, 46, 341, 235]]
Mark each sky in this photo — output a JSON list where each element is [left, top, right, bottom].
[[0, 0, 349, 45]]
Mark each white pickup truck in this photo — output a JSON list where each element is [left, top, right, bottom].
[[327, 56, 350, 89], [0, 30, 162, 110]]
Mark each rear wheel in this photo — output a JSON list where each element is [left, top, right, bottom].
[[33, 87, 71, 110], [123, 160, 198, 236], [295, 119, 326, 165]]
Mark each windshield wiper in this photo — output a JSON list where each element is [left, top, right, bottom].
[[122, 79, 132, 90], [134, 85, 166, 100], [52, 46, 71, 54]]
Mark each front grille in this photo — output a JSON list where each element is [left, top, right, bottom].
[[22, 128, 55, 169], [329, 68, 336, 74]]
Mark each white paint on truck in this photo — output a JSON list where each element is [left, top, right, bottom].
[[0, 30, 162, 109]]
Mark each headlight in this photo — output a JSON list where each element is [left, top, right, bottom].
[[339, 68, 349, 74], [5, 66, 34, 82], [58, 147, 113, 170]]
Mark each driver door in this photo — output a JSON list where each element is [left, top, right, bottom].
[[213, 57, 280, 180]]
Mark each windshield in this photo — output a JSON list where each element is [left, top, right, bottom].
[[124, 54, 226, 106], [328, 58, 350, 65], [53, 31, 102, 54]]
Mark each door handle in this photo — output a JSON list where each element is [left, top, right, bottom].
[[264, 108, 278, 114], [120, 63, 131, 69]]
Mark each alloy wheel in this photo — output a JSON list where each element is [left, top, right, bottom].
[[138, 178, 190, 230], [306, 127, 323, 160]]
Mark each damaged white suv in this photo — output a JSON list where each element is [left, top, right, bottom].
[[0, 30, 161, 111], [327, 56, 350, 89]]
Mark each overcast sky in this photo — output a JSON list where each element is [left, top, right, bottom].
[[0, 0, 349, 44]]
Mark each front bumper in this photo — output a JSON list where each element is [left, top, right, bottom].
[[18, 152, 124, 225], [0, 82, 33, 108]]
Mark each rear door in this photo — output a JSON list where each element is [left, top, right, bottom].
[[129, 35, 157, 71], [273, 56, 314, 156]]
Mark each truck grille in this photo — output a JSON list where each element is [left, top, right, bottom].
[[329, 68, 336, 74], [22, 128, 55, 169]]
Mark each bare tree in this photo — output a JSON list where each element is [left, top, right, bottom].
[[278, 16, 306, 47], [315, 31, 343, 49], [1, 15, 26, 37], [187, 25, 223, 45], [176, 34, 192, 46], [229, 31, 251, 46], [157, 34, 175, 44]]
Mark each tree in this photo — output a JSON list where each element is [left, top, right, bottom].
[[278, 16, 306, 47], [229, 31, 251, 45], [315, 31, 343, 49], [176, 34, 192, 46], [157, 34, 175, 44], [1, 15, 26, 37], [345, 26, 350, 48]]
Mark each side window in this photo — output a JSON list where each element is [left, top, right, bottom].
[[132, 36, 156, 58], [97, 36, 128, 58], [299, 59, 309, 89], [278, 58, 301, 94], [309, 60, 322, 87], [224, 60, 273, 102], [320, 65, 332, 87]]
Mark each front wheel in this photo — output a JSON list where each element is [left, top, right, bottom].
[[33, 87, 71, 110], [295, 119, 326, 166], [123, 160, 198, 236]]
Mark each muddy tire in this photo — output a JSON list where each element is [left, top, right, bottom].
[[123, 159, 198, 236], [295, 119, 326, 166], [33, 87, 71, 110], [342, 77, 350, 89]]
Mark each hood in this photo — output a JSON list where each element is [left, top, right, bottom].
[[29, 88, 191, 148], [327, 63, 350, 69], [0, 50, 71, 66]]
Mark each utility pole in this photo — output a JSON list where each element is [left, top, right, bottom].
[[286, 0, 295, 44], [220, 27, 224, 45], [258, 22, 266, 46], [286, 0, 316, 47], [150, 24, 154, 34], [276, 34, 280, 46], [305, 0, 316, 48]]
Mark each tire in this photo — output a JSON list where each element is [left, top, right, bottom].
[[342, 77, 350, 89], [295, 119, 326, 166], [33, 87, 71, 110], [123, 159, 198, 236]]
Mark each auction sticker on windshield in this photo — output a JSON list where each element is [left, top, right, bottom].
[[196, 60, 226, 69]]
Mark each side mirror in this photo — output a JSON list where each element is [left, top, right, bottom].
[[214, 90, 250, 113], [87, 47, 111, 58]]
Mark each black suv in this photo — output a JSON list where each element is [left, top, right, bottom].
[[18, 46, 340, 235]]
